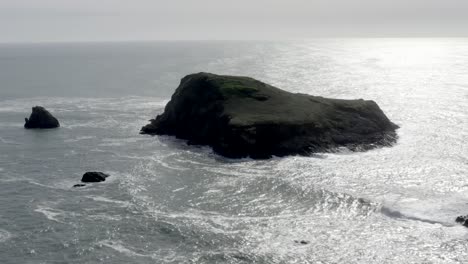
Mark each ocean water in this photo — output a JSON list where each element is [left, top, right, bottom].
[[0, 39, 467, 263]]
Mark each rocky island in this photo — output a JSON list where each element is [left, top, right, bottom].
[[141, 73, 399, 159], [24, 106, 60, 129], [81, 172, 109, 183]]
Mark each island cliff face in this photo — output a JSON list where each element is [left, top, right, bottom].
[[141, 73, 399, 159]]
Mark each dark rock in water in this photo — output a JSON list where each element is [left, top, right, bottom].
[[81, 172, 109, 183], [73, 184, 86, 188], [141, 72, 399, 159], [24, 106, 60, 129], [455, 215, 468, 227]]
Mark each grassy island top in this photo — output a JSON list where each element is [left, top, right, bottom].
[[181, 72, 384, 127]]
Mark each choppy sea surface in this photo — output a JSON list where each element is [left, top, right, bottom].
[[0, 39, 467, 263]]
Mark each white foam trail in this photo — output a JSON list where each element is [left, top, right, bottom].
[[172, 187, 186, 192], [98, 240, 148, 257], [0, 176, 29, 183], [102, 137, 144, 144], [116, 153, 189, 171], [27, 180, 58, 190], [26, 178, 78, 191], [64, 136, 95, 143], [86, 196, 132, 208], [34, 206, 65, 223], [0, 229, 11, 243], [98, 142, 125, 147], [87, 214, 123, 221], [205, 189, 222, 194], [0, 137, 19, 145]]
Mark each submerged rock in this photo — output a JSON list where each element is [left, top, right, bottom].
[[24, 106, 60, 129], [294, 240, 310, 245], [81, 172, 109, 183], [141, 72, 399, 159], [455, 215, 468, 227]]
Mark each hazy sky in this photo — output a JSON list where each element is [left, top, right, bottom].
[[0, 0, 467, 42]]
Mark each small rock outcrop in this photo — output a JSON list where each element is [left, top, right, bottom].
[[141, 72, 399, 159], [456, 215, 468, 227], [81, 172, 109, 183], [24, 106, 60, 129]]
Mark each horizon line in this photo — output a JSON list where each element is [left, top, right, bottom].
[[1, 36, 468, 45]]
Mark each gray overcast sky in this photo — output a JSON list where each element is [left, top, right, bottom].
[[0, 0, 467, 42]]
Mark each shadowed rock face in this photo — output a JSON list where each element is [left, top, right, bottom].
[[141, 72, 399, 159], [24, 106, 60, 129]]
